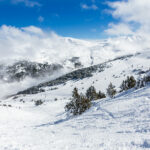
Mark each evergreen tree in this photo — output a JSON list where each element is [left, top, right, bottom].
[[65, 90, 91, 116], [86, 86, 97, 100], [127, 76, 136, 89], [97, 91, 106, 99], [107, 83, 117, 98], [136, 75, 150, 89], [72, 87, 79, 99], [120, 76, 136, 91]]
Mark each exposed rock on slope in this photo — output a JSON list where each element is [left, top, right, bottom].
[[0, 60, 63, 82], [17, 54, 136, 95]]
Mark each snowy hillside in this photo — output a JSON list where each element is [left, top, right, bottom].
[[16, 50, 150, 96], [0, 61, 63, 82], [1, 0, 150, 148], [0, 27, 150, 150], [1, 26, 150, 98], [0, 44, 150, 149], [0, 81, 150, 150]]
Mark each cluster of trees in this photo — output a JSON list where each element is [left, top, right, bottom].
[[86, 86, 106, 101], [136, 75, 150, 88], [65, 74, 150, 116], [119, 75, 150, 91], [65, 86, 107, 116], [120, 76, 136, 92], [107, 83, 117, 98], [5, 61, 62, 82], [85, 83, 117, 100], [65, 88, 91, 115], [35, 100, 43, 106]]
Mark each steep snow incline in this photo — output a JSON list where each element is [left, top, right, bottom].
[[1, 27, 150, 149], [0, 50, 150, 150], [0, 85, 150, 150], [1, 29, 150, 98], [16, 50, 150, 97]]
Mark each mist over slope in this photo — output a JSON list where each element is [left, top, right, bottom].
[[0, 25, 150, 150], [1, 0, 150, 149], [1, 25, 150, 98], [0, 52, 150, 149]]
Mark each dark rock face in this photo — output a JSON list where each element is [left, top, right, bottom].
[[0, 61, 63, 82], [17, 54, 135, 95], [67, 57, 83, 68], [17, 63, 108, 95]]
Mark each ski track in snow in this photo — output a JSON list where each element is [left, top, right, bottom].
[[0, 86, 150, 150], [0, 49, 150, 149]]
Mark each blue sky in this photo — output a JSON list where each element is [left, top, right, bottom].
[[0, 0, 121, 39]]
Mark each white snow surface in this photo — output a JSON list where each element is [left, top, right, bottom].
[[1, 27, 150, 98], [0, 85, 150, 150], [0, 48, 150, 149], [0, 28, 150, 149]]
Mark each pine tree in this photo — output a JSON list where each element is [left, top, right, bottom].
[[120, 76, 136, 91], [97, 91, 106, 99], [120, 80, 128, 91], [128, 76, 136, 89], [107, 83, 117, 98], [136, 75, 150, 89], [72, 87, 79, 99], [65, 88, 91, 116], [86, 86, 97, 100]]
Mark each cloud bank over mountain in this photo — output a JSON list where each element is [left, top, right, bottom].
[[0, 25, 150, 67]]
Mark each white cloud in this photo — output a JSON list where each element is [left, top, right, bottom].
[[22, 26, 44, 35], [107, 0, 150, 37], [81, 4, 98, 10], [105, 23, 133, 36], [1, 24, 149, 67], [11, 0, 41, 7], [38, 16, 44, 23], [1, 25, 150, 98], [0, 25, 94, 65], [0, 25, 50, 63], [109, 0, 150, 24]]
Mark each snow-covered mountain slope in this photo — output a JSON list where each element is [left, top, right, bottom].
[[1, 27, 150, 98], [0, 60, 63, 82], [0, 48, 150, 149], [16, 50, 150, 96], [0, 84, 150, 150], [1, 28, 150, 150]]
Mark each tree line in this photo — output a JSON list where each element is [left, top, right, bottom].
[[65, 74, 150, 116]]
